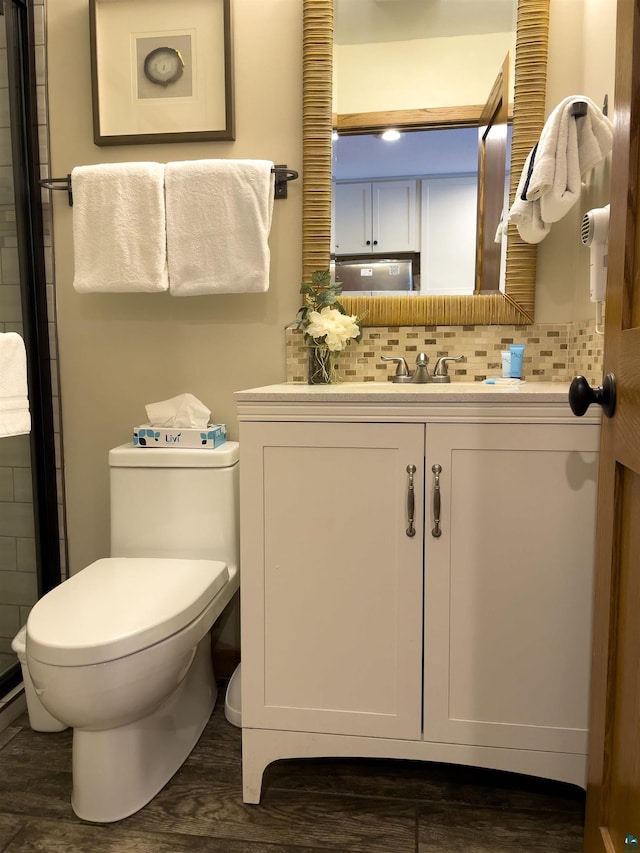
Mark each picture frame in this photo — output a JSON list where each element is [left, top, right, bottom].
[[89, 0, 234, 146]]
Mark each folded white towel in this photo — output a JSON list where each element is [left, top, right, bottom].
[[72, 162, 169, 293], [507, 146, 551, 244], [577, 107, 614, 174], [538, 113, 582, 223], [165, 159, 275, 295], [527, 95, 613, 223], [0, 332, 30, 437]]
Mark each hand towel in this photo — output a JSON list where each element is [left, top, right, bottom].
[[165, 159, 275, 295], [507, 146, 551, 244], [72, 162, 168, 293], [0, 332, 30, 437], [526, 95, 614, 223]]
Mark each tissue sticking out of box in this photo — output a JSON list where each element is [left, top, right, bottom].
[[134, 393, 227, 449], [145, 393, 210, 428]]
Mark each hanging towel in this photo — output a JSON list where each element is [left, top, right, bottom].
[[0, 332, 30, 437], [165, 159, 275, 295], [72, 162, 169, 293], [507, 146, 551, 244], [526, 95, 614, 223]]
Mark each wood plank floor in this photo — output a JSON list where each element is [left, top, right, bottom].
[[0, 685, 585, 852]]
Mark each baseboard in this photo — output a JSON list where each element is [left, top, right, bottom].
[[212, 647, 240, 679]]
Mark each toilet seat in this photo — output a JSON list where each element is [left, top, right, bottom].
[[26, 557, 229, 667]]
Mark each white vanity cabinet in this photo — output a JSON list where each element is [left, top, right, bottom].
[[236, 386, 600, 804], [333, 180, 418, 254]]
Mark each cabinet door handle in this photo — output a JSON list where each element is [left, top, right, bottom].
[[406, 464, 416, 537], [431, 464, 442, 538]]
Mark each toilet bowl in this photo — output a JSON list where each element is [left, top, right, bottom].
[[25, 442, 240, 823]]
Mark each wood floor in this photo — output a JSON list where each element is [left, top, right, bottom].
[[0, 685, 585, 852]]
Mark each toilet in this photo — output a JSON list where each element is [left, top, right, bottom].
[[25, 441, 240, 823]]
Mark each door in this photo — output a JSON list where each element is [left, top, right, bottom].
[[333, 182, 372, 254], [372, 180, 417, 252], [240, 421, 424, 740], [424, 423, 598, 761], [583, 0, 640, 848], [475, 53, 509, 294], [420, 176, 478, 295]]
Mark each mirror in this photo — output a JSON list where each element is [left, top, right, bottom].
[[301, 0, 550, 326]]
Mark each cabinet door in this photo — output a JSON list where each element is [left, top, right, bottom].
[[423, 422, 599, 756], [373, 180, 418, 252], [334, 182, 372, 254], [240, 421, 424, 739], [420, 176, 477, 295]]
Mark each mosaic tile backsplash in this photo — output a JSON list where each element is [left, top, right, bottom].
[[286, 319, 604, 387]]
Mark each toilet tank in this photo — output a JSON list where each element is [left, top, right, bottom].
[[108, 443, 239, 570]]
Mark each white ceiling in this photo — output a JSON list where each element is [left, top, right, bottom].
[[332, 126, 513, 180], [334, 0, 517, 45], [333, 128, 477, 179]]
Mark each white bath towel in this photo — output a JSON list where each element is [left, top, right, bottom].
[[0, 332, 30, 437], [72, 162, 169, 293], [527, 95, 614, 223], [507, 146, 551, 244], [165, 159, 275, 295]]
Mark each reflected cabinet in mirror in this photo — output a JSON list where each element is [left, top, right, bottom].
[[302, 0, 550, 326]]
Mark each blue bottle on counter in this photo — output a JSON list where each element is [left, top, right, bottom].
[[509, 344, 525, 379]]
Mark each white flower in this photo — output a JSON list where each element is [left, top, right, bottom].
[[305, 307, 360, 351]]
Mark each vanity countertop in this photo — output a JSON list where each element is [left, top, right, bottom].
[[235, 381, 574, 404]]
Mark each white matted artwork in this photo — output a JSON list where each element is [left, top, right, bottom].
[[89, 0, 234, 144]]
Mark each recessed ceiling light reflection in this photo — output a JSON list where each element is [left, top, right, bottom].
[[381, 129, 401, 141]]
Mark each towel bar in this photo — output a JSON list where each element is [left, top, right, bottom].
[[39, 164, 299, 206]]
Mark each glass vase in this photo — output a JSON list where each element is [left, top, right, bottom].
[[308, 344, 335, 385]]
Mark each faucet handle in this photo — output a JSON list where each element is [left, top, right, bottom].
[[381, 355, 412, 383], [433, 355, 464, 383]]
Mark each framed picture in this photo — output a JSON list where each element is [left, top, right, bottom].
[[89, 0, 234, 145]]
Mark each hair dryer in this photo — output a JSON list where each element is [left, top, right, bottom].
[[581, 204, 610, 302]]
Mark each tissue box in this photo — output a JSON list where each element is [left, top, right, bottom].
[[133, 423, 227, 449]]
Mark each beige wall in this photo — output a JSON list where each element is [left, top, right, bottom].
[[48, 0, 617, 577], [334, 31, 517, 113], [47, 0, 302, 574], [534, 0, 616, 322]]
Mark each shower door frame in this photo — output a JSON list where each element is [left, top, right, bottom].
[[0, 0, 61, 696]]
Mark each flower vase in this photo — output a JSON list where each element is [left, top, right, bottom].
[[308, 345, 335, 385]]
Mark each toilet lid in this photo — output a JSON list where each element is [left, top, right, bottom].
[[26, 557, 229, 667]]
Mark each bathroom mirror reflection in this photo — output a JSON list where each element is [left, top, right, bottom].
[[332, 0, 514, 298], [301, 0, 551, 326], [332, 125, 511, 297]]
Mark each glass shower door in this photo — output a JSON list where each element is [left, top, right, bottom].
[[0, 0, 60, 695]]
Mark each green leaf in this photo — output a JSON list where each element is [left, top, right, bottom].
[[311, 269, 331, 286]]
